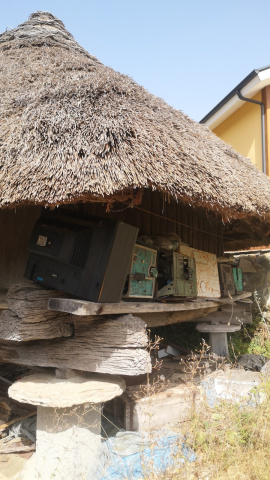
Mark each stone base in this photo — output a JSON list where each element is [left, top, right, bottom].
[[209, 332, 229, 357], [8, 370, 126, 480], [36, 403, 102, 480]]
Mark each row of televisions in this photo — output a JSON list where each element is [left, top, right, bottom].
[[24, 211, 242, 303]]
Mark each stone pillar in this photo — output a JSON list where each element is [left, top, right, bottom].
[[9, 369, 125, 480], [196, 323, 241, 357], [36, 403, 101, 480]]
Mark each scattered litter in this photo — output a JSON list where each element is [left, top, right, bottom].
[[0, 436, 35, 454], [238, 354, 268, 371], [9, 414, 36, 443], [91, 430, 196, 480]]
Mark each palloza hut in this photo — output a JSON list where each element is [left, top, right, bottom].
[[0, 11, 270, 366], [0, 15, 269, 475]]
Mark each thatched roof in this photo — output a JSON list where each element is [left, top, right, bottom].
[[1, 11, 270, 222]]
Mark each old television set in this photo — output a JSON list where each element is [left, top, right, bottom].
[[24, 210, 138, 303]]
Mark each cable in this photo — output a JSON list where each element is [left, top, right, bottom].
[[111, 201, 230, 241]]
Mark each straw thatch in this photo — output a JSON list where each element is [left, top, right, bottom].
[[1, 11, 270, 222]]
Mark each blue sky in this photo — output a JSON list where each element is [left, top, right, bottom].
[[1, 1, 270, 122]]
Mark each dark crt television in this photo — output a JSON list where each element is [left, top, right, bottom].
[[24, 210, 138, 303]]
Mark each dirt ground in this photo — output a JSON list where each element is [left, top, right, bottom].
[[0, 452, 35, 480]]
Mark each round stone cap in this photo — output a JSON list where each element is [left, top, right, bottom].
[[196, 323, 241, 333], [8, 370, 126, 408]]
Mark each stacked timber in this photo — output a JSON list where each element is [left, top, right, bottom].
[[0, 285, 151, 376]]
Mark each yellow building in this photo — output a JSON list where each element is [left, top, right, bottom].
[[200, 66, 270, 176]]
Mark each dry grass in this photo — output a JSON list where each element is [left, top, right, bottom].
[[143, 377, 270, 480], [144, 313, 270, 480], [1, 12, 270, 224]]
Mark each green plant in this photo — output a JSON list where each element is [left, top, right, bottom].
[[145, 291, 270, 480], [229, 291, 270, 359], [144, 376, 270, 480]]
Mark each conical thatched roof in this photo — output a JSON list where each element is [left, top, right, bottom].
[[1, 11, 270, 222]]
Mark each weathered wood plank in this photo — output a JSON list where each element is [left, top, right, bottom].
[[48, 298, 220, 316], [194, 291, 252, 304], [48, 292, 252, 317], [0, 345, 150, 376], [0, 315, 151, 376], [139, 306, 219, 327]]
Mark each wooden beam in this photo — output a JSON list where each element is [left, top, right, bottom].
[[139, 306, 219, 327], [0, 315, 151, 376], [48, 292, 252, 317], [48, 298, 220, 316]]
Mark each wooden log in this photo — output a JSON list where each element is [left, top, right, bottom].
[[0, 284, 74, 342], [0, 315, 151, 376], [217, 303, 251, 313], [73, 315, 148, 348], [7, 284, 71, 322], [0, 309, 73, 342]]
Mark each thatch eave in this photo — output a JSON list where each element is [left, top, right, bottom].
[[0, 184, 268, 228], [1, 12, 270, 228]]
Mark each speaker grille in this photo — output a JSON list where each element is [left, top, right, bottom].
[[70, 229, 92, 269]]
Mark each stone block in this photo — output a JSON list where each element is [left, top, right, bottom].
[[36, 404, 102, 480]]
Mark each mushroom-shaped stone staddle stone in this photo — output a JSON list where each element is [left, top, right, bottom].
[[8, 370, 126, 480], [8, 370, 126, 407]]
